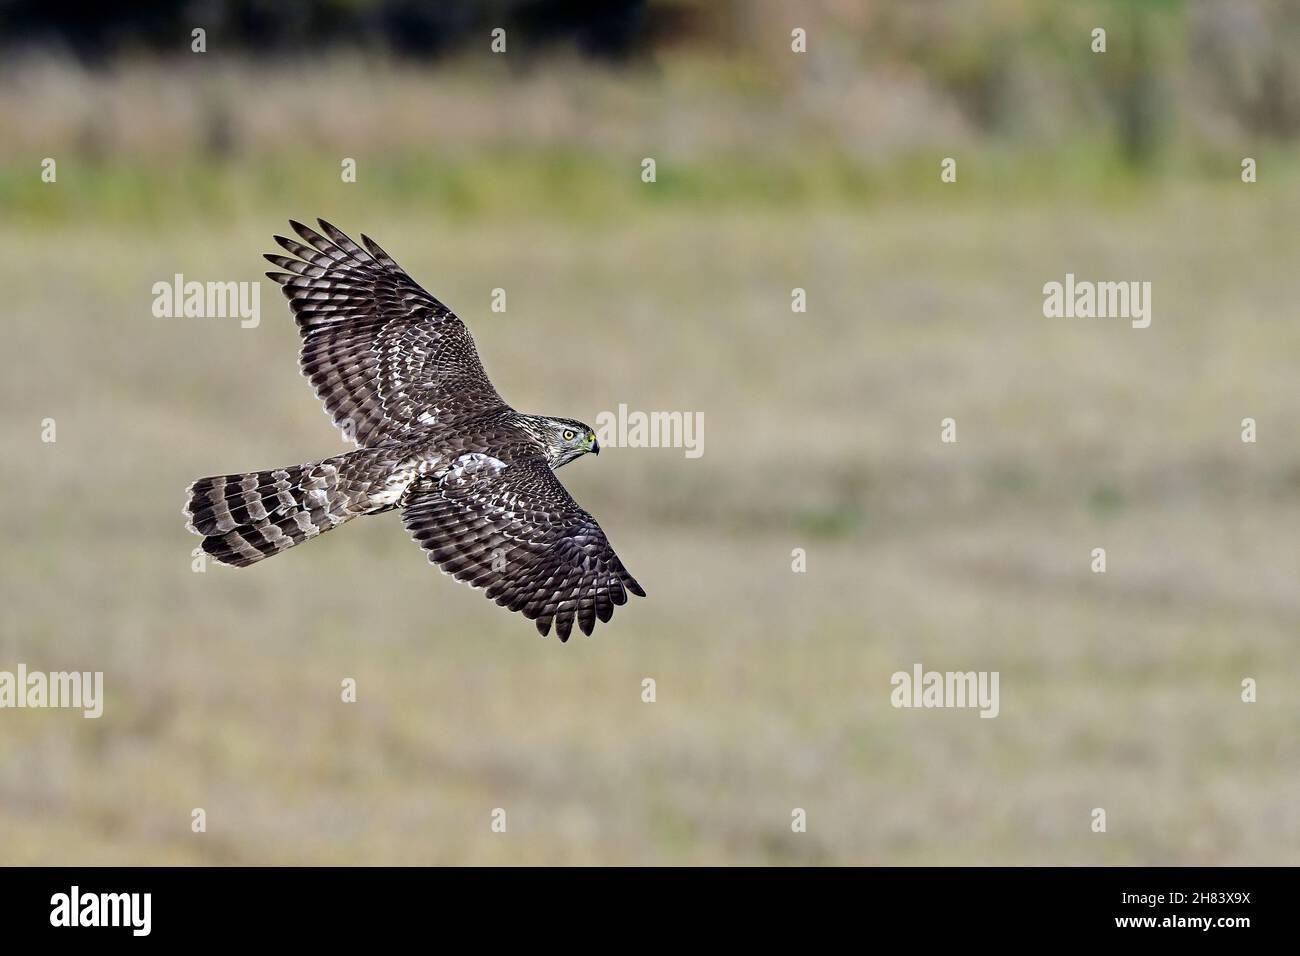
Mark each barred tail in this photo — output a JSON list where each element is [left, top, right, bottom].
[[183, 453, 380, 568]]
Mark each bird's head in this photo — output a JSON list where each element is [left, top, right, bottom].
[[542, 417, 599, 468]]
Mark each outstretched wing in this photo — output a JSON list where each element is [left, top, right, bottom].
[[402, 454, 645, 641], [265, 219, 506, 447]]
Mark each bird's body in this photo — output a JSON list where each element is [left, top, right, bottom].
[[184, 220, 643, 640]]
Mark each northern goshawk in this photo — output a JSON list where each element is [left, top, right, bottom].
[[184, 219, 643, 640]]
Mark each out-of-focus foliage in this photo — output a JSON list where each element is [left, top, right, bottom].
[[2, 0, 1299, 231]]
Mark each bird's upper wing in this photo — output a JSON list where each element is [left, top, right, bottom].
[[265, 219, 506, 447], [402, 454, 645, 641]]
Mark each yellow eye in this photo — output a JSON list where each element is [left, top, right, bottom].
[[562, 429, 576, 441]]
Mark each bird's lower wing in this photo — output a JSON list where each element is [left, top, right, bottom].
[[401, 454, 644, 641]]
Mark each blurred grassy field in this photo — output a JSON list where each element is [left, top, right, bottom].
[[2, 42, 1300, 864]]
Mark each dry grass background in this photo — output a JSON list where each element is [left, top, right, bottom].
[[1, 28, 1299, 864]]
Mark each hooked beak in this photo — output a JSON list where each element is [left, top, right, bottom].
[[590, 436, 600, 455]]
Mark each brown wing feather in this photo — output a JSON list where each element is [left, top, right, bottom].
[[402, 454, 645, 641], [265, 219, 506, 447]]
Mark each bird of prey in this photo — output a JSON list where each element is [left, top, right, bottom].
[[184, 219, 644, 641]]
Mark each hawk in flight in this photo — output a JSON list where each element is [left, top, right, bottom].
[[184, 219, 644, 640]]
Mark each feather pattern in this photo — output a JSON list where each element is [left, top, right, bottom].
[[265, 218, 506, 447], [183, 220, 643, 641], [402, 455, 645, 641]]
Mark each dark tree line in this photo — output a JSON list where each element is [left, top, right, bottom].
[[0, 0, 669, 63]]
